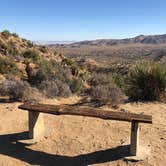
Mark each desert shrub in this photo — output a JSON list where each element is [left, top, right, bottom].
[[54, 64, 72, 82], [23, 50, 40, 62], [34, 59, 55, 82], [78, 70, 89, 81], [88, 73, 126, 105], [55, 80, 72, 97], [112, 73, 126, 89], [26, 61, 52, 85], [89, 84, 125, 106], [54, 51, 57, 55], [0, 40, 18, 55], [0, 40, 8, 54], [1, 30, 11, 39], [0, 57, 21, 76], [125, 62, 166, 101], [27, 40, 33, 47], [88, 73, 114, 86], [7, 47, 19, 55], [69, 78, 83, 93], [39, 46, 47, 53], [0, 79, 29, 101], [22, 38, 27, 42], [38, 80, 59, 97], [12, 33, 19, 38], [38, 79, 71, 98], [7, 41, 19, 55], [62, 58, 79, 76]]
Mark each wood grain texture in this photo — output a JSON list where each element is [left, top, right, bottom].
[[18, 104, 152, 124]]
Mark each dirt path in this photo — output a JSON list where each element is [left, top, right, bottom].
[[0, 98, 165, 166]]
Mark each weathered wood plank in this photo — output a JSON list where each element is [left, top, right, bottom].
[[18, 104, 152, 124]]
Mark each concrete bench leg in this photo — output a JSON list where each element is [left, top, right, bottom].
[[29, 111, 45, 140], [130, 121, 139, 156]]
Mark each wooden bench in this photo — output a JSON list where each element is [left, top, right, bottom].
[[18, 104, 152, 157]]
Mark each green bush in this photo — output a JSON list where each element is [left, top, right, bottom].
[[78, 71, 89, 81], [0, 40, 18, 55], [12, 33, 19, 38], [125, 62, 166, 101], [26, 59, 53, 84], [7, 41, 19, 55], [112, 73, 126, 89], [23, 50, 40, 62], [0, 58, 21, 76], [1, 30, 11, 39], [62, 58, 79, 76]]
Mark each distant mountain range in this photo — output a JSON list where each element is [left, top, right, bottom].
[[48, 34, 166, 47]]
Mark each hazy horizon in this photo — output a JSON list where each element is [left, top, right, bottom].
[[32, 33, 166, 45]]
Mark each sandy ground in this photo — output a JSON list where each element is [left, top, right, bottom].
[[0, 96, 165, 166]]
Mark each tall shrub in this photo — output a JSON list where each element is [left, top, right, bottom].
[[125, 62, 166, 101]]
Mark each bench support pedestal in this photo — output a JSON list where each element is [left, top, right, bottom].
[[125, 121, 142, 161], [29, 111, 45, 140], [130, 121, 139, 156]]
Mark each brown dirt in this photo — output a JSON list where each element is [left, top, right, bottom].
[[0, 97, 165, 166]]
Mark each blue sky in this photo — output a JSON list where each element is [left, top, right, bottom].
[[0, 0, 166, 41]]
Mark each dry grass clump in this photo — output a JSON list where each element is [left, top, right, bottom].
[[38, 80, 72, 98], [0, 78, 43, 102], [90, 84, 125, 106], [0, 79, 29, 101], [88, 73, 126, 106]]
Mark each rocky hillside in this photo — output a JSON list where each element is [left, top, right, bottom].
[[0, 30, 64, 62], [0, 30, 90, 102]]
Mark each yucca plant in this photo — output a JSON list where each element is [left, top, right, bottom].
[[125, 62, 166, 101]]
